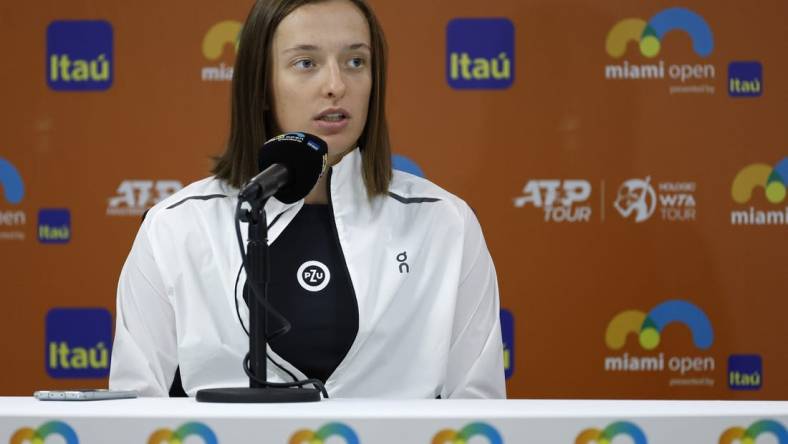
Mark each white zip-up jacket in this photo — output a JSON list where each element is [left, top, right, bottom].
[[109, 148, 505, 398]]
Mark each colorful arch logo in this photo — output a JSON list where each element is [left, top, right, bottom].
[[605, 299, 714, 351], [432, 422, 503, 444], [0, 157, 25, 204], [10, 421, 78, 444], [148, 422, 218, 444], [731, 158, 788, 204], [606, 8, 713, 59], [720, 420, 787, 444], [576, 421, 647, 444], [392, 154, 425, 178], [202, 20, 242, 60], [289, 422, 359, 444]]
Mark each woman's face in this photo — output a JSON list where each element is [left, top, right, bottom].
[[271, 0, 372, 163]]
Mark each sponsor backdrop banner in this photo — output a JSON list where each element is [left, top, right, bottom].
[[0, 0, 785, 399]]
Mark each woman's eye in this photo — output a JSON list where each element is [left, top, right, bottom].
[[294, 59, 314, 69], [348, 57, 366, 68]]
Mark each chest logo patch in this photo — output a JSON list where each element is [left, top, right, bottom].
[[297, 260, 331, 292]]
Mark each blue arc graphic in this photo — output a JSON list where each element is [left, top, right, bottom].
[[0, 157, 25, 204], [647, 300, 714, 349], [648, 8, 714, 57]]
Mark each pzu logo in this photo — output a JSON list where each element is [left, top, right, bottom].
[[297, 261, 331, 292], [106, 180, 182, 217], [513, 180, 592, 223]]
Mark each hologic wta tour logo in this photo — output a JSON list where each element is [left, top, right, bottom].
[[614, 177, 697, 223], [432, 423, 503, 444], [720, 420, 788, 444], [446, 18, 514, 89], [576, 421, 647, 444], [604, 300, 716, 387], [10, 421, 78, 444], [290, 423, 359, 444], [201, 20, 241, 81], [148, 422, 218, 444], [0, 156, 26, 241], [730, 158, 788, 226], [604, 7, 716, 95]]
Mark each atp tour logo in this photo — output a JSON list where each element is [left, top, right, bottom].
[[290, 422, 359, 444], [201, 20, 241, 81], [604, 300, 716, 387], [604, 7, 716, 95], [730, 158, 788, 226], [0, 156, 26, 241], [10, 421, 78, 444], [729, 61, 763, 97], [513, 179, 592, 223], [47, 20, 113, 91], [107, 180, 183, 217], [720, 420, 788, 444], [297, 260, 331, 292], [446, 18, 514, 89], [148, 422, 218, 444], [392, 154, 425, 178], [46, 308, 112, 378], [614, 177, 697, 223], [432, 422, 503, 444], [576, 421, 647, 444]]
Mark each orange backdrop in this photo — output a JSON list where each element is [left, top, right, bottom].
[[0, 0, 786, 399]]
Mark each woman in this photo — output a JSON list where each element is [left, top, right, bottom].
[[109, 0, 505, 399]]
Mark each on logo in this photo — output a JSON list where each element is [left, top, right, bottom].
[[297, 260, 331, 292], [614, 177, 656, 223], [106, 180, 182, 217]]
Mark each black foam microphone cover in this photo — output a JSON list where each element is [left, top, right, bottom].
[[258, 132, 328, 203]]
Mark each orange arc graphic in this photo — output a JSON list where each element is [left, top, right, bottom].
[[289, 429, 317, 444], [718, 426, 746, 444], [148, 428, 174, 444], [9, 427, 35, 444], [432, 429, 458, 444], [576, 428, 602, 444]]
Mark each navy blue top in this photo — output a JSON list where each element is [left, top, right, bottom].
[[266, 204, 358, 383]]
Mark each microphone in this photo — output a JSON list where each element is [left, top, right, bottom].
[[239, 132, 328, 204]]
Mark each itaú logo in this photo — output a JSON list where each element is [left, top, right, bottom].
[[11, 421, 78, 444], [201, 20, 241, 82], [432, 422, 503, 444], [720, 420, 788, 444], [576, 421, 647, 444], [603, 300, 716, 380], [148, 422, 218, 444], [290, 423, 359, 444]]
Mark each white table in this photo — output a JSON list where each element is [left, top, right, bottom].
[[1, 397, 787, 443]]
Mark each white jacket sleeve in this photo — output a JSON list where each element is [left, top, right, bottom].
[[443, 202, 507, 399], [109, 215, 177, 397]]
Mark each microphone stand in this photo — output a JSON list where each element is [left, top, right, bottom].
[[196, 195, 321, 403]]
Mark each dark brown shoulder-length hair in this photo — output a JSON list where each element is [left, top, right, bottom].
[[212, 0, 392, 197]]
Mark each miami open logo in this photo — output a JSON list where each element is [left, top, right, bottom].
[[576, 422, 646, 444], [432, 422, 503, 444], [720, 420, 787, 444], [576, 422, 647, 444], [148, 422, 218, 444], [604, 7, 715, 94], [10, 421, 78, 444], [0, 156, 26, 241], [290, 422, 359, 444], [201, 20, 241, 81], [731, 157, 788, 226], [606, 8, 712, 59], [603, 300, 715, 386]]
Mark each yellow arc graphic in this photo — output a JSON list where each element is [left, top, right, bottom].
[[202, 20, 242, 60]]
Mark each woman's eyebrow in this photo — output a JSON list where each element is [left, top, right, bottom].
[[282, 42, 371, 54]]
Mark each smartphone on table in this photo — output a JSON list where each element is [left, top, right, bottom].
[[33, 389, 138, 401]]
